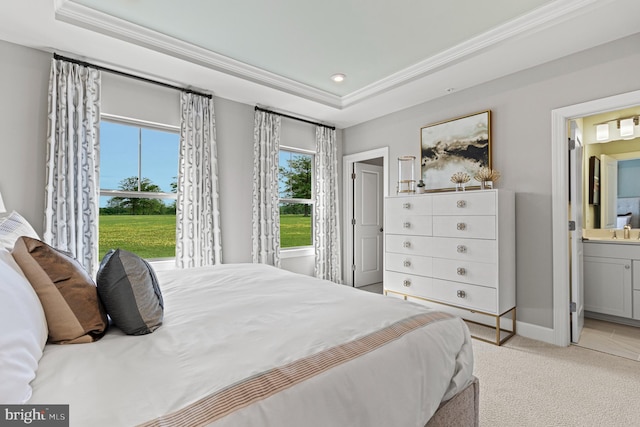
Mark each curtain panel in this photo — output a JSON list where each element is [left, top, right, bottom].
[[176, 92, 222, 268], [314, 126, 342, 283], [44, 58, 101, 277], [252, 110, 282, 267]]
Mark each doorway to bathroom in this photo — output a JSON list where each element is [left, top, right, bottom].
[[551, 90, 640, 360]]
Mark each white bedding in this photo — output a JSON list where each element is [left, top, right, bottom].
[[29, 263, 473, 427]]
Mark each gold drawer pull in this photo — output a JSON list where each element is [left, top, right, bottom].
[[457, 245, 467, 253], [403, 279, 412, 287], [403, 222, 411, 229], [402, 202, 411, 209], [457, 267, 466, 276], [403, 260, 411, 267], [456, 200, 467, 208], [403, 241, 412, 248], [456, 290, 466, 298], [456, 222, 467, 231]]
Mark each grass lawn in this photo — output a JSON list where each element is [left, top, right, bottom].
[[99, 213, 312, 259], [280, 214, 312, 248], [99, 214, 176, 260]]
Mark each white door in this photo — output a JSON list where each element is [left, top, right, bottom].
[[600, 154, 618, 229], [353, 162, 383, 287], [569, 121, 584, 343]]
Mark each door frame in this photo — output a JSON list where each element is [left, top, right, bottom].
[[551, 89, 640, 346], [342, 147, 389, 286]]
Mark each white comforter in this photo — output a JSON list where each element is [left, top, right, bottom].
[[29, 263, 473, 427]]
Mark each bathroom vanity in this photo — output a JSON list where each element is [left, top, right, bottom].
[[582, 230, 640, 322]]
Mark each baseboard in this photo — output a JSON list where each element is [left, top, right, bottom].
[[515, 320, 556, 345]]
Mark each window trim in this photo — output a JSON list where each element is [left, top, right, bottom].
[[279, 146, 315, 251]]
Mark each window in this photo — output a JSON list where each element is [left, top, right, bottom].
[[278, 148, 314, 248], [99, 117, 179, 260]]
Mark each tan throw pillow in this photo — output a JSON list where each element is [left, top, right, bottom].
[[12, 237, 108, 344]]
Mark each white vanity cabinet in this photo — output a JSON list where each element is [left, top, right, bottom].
[[384, 189, 516, 345], [634, 260, 640, 320], [583, 256, 632, 318], [583, 242, 640, 320]]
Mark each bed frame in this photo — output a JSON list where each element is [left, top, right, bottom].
[[426, 376, 479, 427]]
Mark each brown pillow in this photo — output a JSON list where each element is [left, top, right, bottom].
[[12, 237, 108, 344]]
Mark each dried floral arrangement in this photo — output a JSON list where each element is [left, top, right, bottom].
[[450, 172, 471, 184], [474, 167, 501, 183]]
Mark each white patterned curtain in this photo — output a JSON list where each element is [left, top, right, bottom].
[[252, 110, 281, 267], [44, 58, 101, 277], [314, 126, 342, 283], [176, 92, 222, 268]]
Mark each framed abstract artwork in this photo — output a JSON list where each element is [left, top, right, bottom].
[[420, 110, 491, 192]]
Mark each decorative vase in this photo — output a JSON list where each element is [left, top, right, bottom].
[[480, 180, 493, 190], [455, 183, 466, 192]]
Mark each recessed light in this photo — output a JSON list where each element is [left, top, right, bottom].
[[331, 73, 346, 83]]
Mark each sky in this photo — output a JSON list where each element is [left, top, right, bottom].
[[100, 123, 310, 206], [100, 121, 179, 207]]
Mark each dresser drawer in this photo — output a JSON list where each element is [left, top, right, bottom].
[[432, 258, 497, 288], [431, 279, 497, 313], [432, 191, 496, 216], [385, 215, 432, 236], [433, 215, 496, 239], [431, 237, 497, 263], [384, 271, 432, 297], [386, 234, 432, 256], [386, 252, 432, 277], [386, 196, 432, 217]]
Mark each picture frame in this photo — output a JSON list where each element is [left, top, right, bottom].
[[420, 110, 491, 192], [588, 156, 600, 205]]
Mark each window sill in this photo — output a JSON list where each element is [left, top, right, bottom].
[[280, 247, 315, 259], [148, 258, 177, 272]]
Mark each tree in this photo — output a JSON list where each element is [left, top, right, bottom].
[[106, 177, 165, 215], [279, 155, 312, 216]]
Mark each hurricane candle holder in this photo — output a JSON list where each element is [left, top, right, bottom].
[[397, 156, 416, 194]]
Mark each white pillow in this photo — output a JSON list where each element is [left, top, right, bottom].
[[0, 248, 48, 403], [0, 211, 40, 251], [616, 215, 632, 228]]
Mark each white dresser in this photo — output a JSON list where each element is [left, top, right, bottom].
[[384, 189, 516, 345]]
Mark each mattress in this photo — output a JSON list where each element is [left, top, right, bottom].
[[28, 263, 474, 426]]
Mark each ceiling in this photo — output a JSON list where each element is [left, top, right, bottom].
[[1, 0, 639, 128]]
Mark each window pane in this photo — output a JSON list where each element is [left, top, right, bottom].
[[279, 151, 312, 199], [279, 202, 312, 248], [100, 121, 139, 190], [99, 196, 176, 260], [100, 122, 179, 194], [141, 128, 179, 193]]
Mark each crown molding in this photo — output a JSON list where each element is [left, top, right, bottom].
[[54, 1, 343, 108], [55, 0, 605, 110], [342, 0, 603, 107]]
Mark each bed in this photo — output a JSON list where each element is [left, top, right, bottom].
[[1, 220, 477, 426], [617, 197, 640, 229]]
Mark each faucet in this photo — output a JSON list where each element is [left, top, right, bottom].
[[624, 225, 631, 239]]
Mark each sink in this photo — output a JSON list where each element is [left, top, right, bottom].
[[582, 229, 640, 243]]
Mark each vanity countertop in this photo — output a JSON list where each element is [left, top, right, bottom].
[[582, 228, 640, 245]]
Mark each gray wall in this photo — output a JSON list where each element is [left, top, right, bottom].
[[0, 41, 50, 232], [342, 33, 640, 329]]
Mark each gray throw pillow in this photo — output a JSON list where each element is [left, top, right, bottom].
[[96, 249, 163, 335]]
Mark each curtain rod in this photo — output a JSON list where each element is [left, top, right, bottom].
[[254, 106, 335, 130], [53, 53, 212, 99]]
